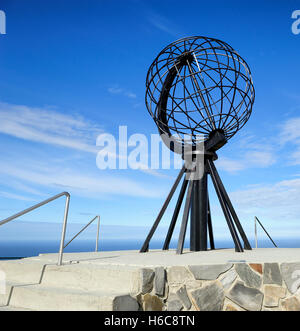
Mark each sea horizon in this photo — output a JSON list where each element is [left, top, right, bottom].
[[0, 237, 299, 260]]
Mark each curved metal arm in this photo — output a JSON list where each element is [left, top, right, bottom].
[[0, 192, 70, 266], [64, 216, 100, 252]]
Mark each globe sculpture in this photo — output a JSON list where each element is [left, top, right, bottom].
[[140, 36, 255, 254]]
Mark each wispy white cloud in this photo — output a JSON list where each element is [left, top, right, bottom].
[[245, 151, 276, 167], [216, 157, 245, 173], [147, 13, 182, 37], [208, 176, 300, 238], [108, 86, 137, 99], [0, 102, 102, 154], [282, 91, 300, 102], [279, 117, 300, 165], [0, 160, 165, 199], [0, 191, 35, 201], [279, 117, 300, 145], [230, 177, 300, 222], [214, 131, 277, 173], [0, 101, 173, 182], [0, 180, 45, 197], [217, 151, 276, 173]]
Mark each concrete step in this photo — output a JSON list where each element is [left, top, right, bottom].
[[0, 260, 47, 308], [9, 284, 139, 311], [0, 305, 34, 311], [0, 259, 45, 284], [41, 263, 139, 293], [0, 282, 13, 306]]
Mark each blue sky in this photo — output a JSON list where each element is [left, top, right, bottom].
[[0, 0, 300, 244]]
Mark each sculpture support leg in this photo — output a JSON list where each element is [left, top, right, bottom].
[[209, 161, 252, 250], [140, 156, 251, 254], [177, 179, 194, 254], [207, 197, 215, 250], [163, 179, 188, 250], [207, 158, 244, 252], [199, 172, 208, 251], [190, 180, 200, 251], [140, 166, 185, 253], [190, 172, 208, 251]]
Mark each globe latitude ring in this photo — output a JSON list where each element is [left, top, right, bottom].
[[145, 36, 255, 154]]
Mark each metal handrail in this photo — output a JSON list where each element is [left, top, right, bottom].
[[0, 192, 70, 266], [64, 215, 100, 252], [254, 216, 278, 248]]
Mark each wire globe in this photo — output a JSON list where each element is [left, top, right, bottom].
[[146, 36, 255, 150]]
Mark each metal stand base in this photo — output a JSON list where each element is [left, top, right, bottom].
[[140, 154, 252, 254]]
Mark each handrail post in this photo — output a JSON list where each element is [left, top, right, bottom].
[[255, 217, 258, 249], [57, 193, 70, 266], [95, 216, 100, 252]]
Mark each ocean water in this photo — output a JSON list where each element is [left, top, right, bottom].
[[0, 238, 299, 259]]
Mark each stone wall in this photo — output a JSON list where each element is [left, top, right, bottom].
[[131, 262, 300, 311]]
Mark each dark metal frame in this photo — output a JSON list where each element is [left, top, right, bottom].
[[146, 36, 255, 152], [141, 36, 254, 253], [140, 152, 252, 254]]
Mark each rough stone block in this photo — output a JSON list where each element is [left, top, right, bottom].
[[220, 269, 237, 290], [185, 279, 202, 290], [176, 285, 191, 310], [224, 301, 245, 311], [281, 296, 300, 311], [140, 268, 155, 294], [190, 281, 224, 311], [188, 264, 232, 280], [113, 295, 140, 311], [263, 263, 282, 286], [235, 263, 262, 289], [263, 285, 286, 307], [154, 267, 165, 296], [249, 264, 263, 275], [280, 263, 300, 294], [142, 293, 163, 311], [227, 281, 264, 311], [167, 266, 194, 284], [167, 299, 183, 311], [168, 284, 182, 295]]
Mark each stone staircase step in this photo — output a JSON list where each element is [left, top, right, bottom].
[[9, 284, 139, 311], [41, 263, 139, 293], [0, 259, 46, 284], [0, 281, 13, 306]]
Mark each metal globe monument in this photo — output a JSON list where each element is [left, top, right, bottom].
[[140, 36, 255, 254]]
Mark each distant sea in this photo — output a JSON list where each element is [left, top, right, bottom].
[[0, 238, 299, 260]]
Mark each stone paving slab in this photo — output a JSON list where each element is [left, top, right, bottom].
[[26, 248, 300, 267]]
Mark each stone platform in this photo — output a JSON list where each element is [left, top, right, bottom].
[[0, 248, 300, 311]]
